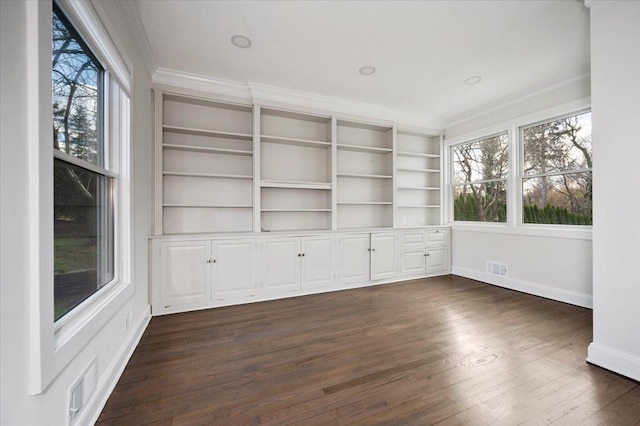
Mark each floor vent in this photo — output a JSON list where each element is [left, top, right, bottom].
[[487, 261, 508, 277]]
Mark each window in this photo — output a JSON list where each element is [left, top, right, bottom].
[[521, 112, 592, 225], [452, 133, 509, 222], [52, 5, 115, 321]]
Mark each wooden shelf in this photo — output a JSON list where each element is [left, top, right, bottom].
[[337, 202, 392, 205], [163, 171, 253, 179], [261, 134, 331, 148], [261, 208, 331, 212], [397, 186, 440, 190], [261, 180, 331, 190], [397, 151, 440, 158], [163, 125, 252, 140], [397, 168, 440, 173], [163, 204, 252, 208], [337, 144, 392, 154], [337, 173, 392, 179], [163, 143, 252, 156]]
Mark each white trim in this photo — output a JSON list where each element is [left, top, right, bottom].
[[445, 66, 591, 128], [151, 67, 446, 130], [452, 266, 593, 308], [83, 306, 151, 426], [452, 223, 592, 240], [587, 342, 640, 382], [28, 0, 135, 394], [115, 0, 156, 76], [153, 67, 252, 101], [56, 0, 132, 95], [444, 98, 592, 234]]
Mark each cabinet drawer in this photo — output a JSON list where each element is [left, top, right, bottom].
[[402, 231, 425, 248], [426, 230, 448, 245]]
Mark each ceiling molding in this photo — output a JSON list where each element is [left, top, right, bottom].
[[152, 68, 252, 100], [584, 0, 598, 8], [249, 82, 407, 126], [116, 0, 157, 77], [444, 65, 591, 129], [151, 68, 444, 129]]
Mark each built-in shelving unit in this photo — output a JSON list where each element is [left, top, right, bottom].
[[154, 88, 444, 235], [259, 108, 333, 232], [159, 93, 254, 234], [336, 120, 394, 229], [396, 130, 442, 226]]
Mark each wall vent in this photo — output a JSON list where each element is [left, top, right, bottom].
[[487, 261, 508, 277], [69, 357, 98, 424]]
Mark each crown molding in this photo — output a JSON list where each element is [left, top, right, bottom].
[[248, 81, 406, 125], [444, 65, 591, 129], [584, 0, 597, 8], [153, 68, 252, 100], [116, 0, 156, 77], [151, 68, 443, 129]]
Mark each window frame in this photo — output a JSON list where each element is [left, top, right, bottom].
[[449, 131, 510, 225], [518, 109, 593, 227], [444, 97, 592, 241], [28, 0, 133, 394]]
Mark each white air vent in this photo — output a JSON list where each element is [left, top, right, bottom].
[[487, 261, 508, 277], [69, 357, 98, 424]]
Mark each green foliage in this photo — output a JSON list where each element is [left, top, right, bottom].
[[522, 204, 592, 225], [454, 194, 506, 222], [454, 194, 592, 225]]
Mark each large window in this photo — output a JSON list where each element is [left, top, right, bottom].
[[52, 5, 115, 321], [452, 133, 509, 222], [521, 112, 592, 225]]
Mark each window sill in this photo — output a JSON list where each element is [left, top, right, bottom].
[[452, 222, 592, 240]]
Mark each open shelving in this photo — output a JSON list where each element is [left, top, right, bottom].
[[159, 93, 254, 234], [154, 88, 445, 235], [396, 130, 442, 227], [259, 108, 333, 232], [336, 120, 394, 229]]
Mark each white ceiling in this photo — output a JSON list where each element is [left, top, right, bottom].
[[134, 0, 590, 126]]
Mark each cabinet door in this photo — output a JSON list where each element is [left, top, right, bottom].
[[401, 249, 426, 275], [426, 246, 447, 274], [341, 234, 370, 284], [159, 240, 212, 308], [370, 232, 397, 281], [300, 236, 334, 290], [262, 238, 301, 294], [212, 240, 255, 301]]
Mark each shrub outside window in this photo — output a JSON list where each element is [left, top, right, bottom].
[[452, 133, 509, 222], [521, 112, 592, 225]]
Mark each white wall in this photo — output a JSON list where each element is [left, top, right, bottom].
[[446, 68, 593, 308], [452, 231, 593, 306], [0, 1, 152, 424], [587, 0, 640, 381]]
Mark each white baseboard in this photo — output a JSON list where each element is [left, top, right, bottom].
[[452, 266, 593, 308], [587, 342, 640, 382], [83, 304, 151, 426]]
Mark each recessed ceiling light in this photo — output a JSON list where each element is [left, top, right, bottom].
[[359, 66, 376, 76], [464, 76, 482, 85], [231, 35, 252, 48]]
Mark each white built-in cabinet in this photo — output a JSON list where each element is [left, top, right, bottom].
[[399, 229, 450, 277], [157, 238, 256, 310], [151, 86, 449, 316], [151, 229, 449, 315], [261, 236, 336, 293]]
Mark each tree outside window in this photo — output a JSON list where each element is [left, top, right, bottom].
[[452, 134, 509, 222], [522, 112, 592, 225], [53, 5, 114, 321]]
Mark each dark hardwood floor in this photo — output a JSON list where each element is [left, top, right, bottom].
[[97, 275, 640, 425]]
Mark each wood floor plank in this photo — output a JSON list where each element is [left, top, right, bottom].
[[97, 276, 639, 425]]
